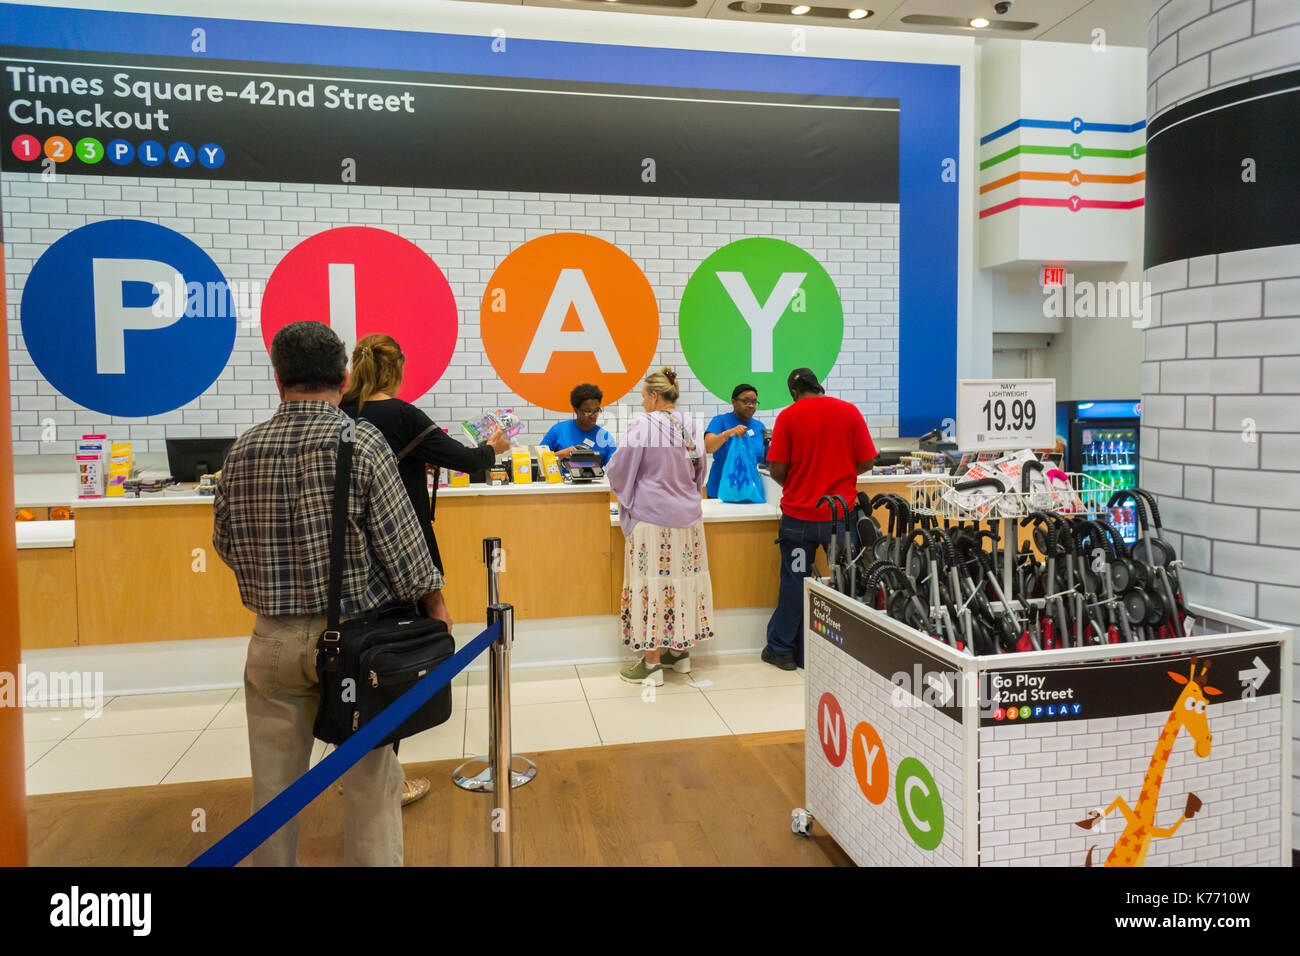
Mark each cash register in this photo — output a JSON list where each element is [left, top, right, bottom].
[[562, 449, 604, 483]]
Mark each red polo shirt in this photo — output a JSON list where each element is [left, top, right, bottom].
[[767, 395, 877, 521]]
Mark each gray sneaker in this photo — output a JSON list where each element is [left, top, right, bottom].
[[619, 658, 664, 685], [659, 648, 691, 674]]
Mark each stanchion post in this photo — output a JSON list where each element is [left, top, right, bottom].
[[489, 602, 514, 867], [483, 536, 501, 606], [452, 538, 537, 793], [484, 537, 501, 788]]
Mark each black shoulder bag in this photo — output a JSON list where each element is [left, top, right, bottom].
[[313, 426, 456, 746]]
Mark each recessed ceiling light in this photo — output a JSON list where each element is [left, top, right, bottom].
[[726, 1, 874, 19], [969, 16, 990, 27]]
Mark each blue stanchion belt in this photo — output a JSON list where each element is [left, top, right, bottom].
[[190, 620, 503, 867]]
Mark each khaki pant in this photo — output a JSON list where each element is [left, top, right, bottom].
[[244, 613, 404, 866]]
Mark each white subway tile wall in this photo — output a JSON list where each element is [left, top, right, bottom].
[[1149, 0, 1300, 118], [805, 631, 965, 866], [1141, 241, 1300, 622], [3, 172, 902, 457], [1147, 3, 1298, 850], [979, 696, 1284, 866]]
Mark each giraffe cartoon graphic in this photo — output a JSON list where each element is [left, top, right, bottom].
[[1074, 655, 1221, 866]]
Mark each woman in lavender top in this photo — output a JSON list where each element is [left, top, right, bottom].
[[606, 367, 716, 685]]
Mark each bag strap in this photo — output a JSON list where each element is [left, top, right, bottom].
[[663, 411, 702, 481], [664, 412, 699, 459], [326, 420, 355, 635], [394, 423, 439, 463]]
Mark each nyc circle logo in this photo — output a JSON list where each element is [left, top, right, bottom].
[[817, 691, 945, 851], [679, 238, 843, 410], [20, 220, 235, 417]]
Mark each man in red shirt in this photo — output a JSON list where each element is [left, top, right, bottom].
[[764, 368, 877, 670]]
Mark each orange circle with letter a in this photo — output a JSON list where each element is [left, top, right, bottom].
[[479, 233, 659, 413], [851, 721, 889, 804]]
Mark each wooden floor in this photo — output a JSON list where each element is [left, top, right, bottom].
[[27, 731, 854, 867]]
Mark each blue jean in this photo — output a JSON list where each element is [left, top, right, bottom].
[[765, 513, 856, 667]]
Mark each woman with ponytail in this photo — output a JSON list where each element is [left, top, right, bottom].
[[341, 334, 510, 805], [342, 333, 509, 583], [605, 367, 715, 684]]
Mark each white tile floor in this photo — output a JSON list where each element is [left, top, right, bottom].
[[22, 653, 805, 795]]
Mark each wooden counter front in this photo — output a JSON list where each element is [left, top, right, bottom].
[[63, 482, 929, 646], [74, 504, 254, 645], [433, 489, 615, 621], [17, 547, 79, 649], [605, 518, 787, 615], [598, 478, 923, 619], [38, 473, 1040, 648]]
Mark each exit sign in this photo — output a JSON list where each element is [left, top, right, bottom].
[[1043, 266, 1065, 287]]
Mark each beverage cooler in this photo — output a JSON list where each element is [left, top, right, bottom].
[[1056, 400, 1142, 543]]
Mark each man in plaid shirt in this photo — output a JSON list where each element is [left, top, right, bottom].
[[213, 321, 446, 866]]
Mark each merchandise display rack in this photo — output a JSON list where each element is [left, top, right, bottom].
[[902, 473, 1117, 652], [796, 578, 1293, 867], [795, 469, 1293, 866], [906, 472, 1113, 523]]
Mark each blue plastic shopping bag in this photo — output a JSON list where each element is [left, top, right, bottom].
[[717, 430, 766, 504]]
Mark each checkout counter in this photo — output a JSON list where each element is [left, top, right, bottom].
[[13, 454, 924, 650]]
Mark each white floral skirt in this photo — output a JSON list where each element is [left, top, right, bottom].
[[620, 520, 715, 653]]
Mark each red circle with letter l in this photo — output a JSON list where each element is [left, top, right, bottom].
[[260, 227, 458, 402], [816, 692, 847, 767]]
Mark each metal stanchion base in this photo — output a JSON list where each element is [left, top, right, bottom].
[[452, 754, 537, 792]]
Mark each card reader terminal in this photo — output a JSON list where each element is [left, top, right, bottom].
[[563, 449, 604, 482]]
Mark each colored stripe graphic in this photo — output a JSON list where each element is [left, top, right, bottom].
[[980, 117, 1145, 145], [979, 197, 1144, 219], [979, 170, 1145, 194], [980, 144, 1145, 171]]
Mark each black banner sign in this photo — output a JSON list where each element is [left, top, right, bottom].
[[809, 590, 963, 724], [0, 47, 900, 201], [1145, 68, 1300, 267], [979, 641, 1282, 726]]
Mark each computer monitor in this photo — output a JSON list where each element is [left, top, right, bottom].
[[166, 438, 235, 482]]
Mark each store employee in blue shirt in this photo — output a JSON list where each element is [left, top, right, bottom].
[[541, 383, 617, 465], [704, 384, 765, 498]]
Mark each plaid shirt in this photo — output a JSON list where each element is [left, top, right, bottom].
[[213, 401, 443, 617]]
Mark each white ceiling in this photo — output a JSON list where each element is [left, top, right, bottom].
[[483, 0, 1149, 47]]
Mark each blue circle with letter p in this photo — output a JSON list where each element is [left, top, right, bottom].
[[20, 219, 236, 417]]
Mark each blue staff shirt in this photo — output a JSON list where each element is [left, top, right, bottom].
[[540, 419, 617, 465], [704, 412, 766, 499]]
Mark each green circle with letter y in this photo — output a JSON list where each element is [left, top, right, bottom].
[[678, 238, 843, 410]]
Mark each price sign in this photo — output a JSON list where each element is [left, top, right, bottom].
[[956, 379, 1055, 451]]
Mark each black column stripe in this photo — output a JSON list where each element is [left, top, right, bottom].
[[1145, 68, 1300, 268]]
